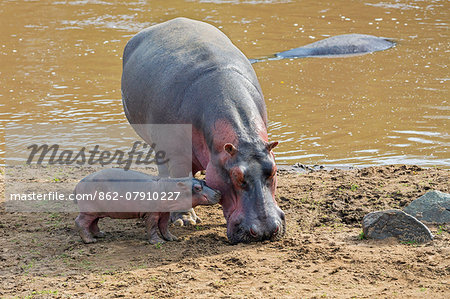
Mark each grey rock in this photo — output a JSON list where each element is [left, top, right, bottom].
[[404, 190, 450, 224], [362, 209, 433, 243]]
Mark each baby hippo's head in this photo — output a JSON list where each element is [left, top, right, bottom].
[[178, 178, 221, 207]]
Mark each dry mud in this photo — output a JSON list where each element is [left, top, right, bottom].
[[0, 165, 449, 298]]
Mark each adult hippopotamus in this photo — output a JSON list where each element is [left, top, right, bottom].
[[121, 17, 285, 244], [249, 34, 396, 63]]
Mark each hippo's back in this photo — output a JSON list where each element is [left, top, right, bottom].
[[277, 34, 395, 58], [74, 168, 157, 195], [121, 17, 258, 124]]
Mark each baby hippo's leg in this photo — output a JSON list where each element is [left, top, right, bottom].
[[158, 212, 178, 242], [75, 213, 98, 243], [143, 213, 165, 245], [89, 218, 105, 238]]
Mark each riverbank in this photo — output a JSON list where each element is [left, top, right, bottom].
[[0, 165, 449, 298]]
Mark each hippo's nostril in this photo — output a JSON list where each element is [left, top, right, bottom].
[[273, 225, 279, 236], [249, 228, 258, 237]]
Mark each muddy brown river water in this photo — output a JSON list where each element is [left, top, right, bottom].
[[0, 0, 448, 167]]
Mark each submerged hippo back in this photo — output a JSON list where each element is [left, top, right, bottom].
[[276, 34, 395, 58], [121, 17, 259, 124]]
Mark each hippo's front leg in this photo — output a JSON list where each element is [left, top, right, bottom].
[[158, 212, 178, 241], [143, 214, 165, 244]]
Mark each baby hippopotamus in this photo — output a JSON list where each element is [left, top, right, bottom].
[[74, 168, 221, 244]]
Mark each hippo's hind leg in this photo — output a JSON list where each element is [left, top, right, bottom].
[[158, 212, 178, 242], [75, 214, 97, 244], [89, 218, 105, 238], [143, 214, 165, 245]]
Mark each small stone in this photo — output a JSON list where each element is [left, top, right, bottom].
[[362, 209, 433, 243], [404, 190, 450, 224]]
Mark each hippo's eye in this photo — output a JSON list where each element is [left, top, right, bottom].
[[193, 184, 202, 193], [264, 164, 277, 179], [265, 176, 275, 187], [240, 180, 247, 188]]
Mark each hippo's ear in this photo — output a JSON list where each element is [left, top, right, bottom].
[[176, 182, 189, 191], [224, 143, 237, 156], [267, 141, 279, 152]]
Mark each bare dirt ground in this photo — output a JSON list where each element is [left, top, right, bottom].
[[0, 165, 449, 298]]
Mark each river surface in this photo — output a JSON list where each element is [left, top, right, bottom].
[[1, 0, 449, 167]]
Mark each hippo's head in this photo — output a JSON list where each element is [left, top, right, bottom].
[[176, 178, 221, 208], [206, 140, 285, 244], [190, 178, 221, 206]]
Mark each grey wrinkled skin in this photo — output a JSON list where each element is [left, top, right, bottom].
[[74, 168, 220, 244], [121, 17, 285, 244]]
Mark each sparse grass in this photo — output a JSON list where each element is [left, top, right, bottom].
[[436, 225, 445, 235], [358, 231, 366, 240], [44, 212, 65, 228], [102, 270, 116, 275], [25, 289, 59, 298], [29, 249, 41, 255], [400, 240, 419, 246], [135, 264, 148, 269], [59, 253, 69, 259], [49, 212, 61, 220], [21, 259, 35, 274], [350, 184, 358, 191], [30, 239, 44, 247], [79, 259, 92, 269]]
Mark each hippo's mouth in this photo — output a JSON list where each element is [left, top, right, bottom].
[[227, 218, 286, 245], [225, 210, 286, 245], [201, 193, 219, 205]]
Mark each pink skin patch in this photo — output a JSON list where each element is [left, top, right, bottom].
[[230, 166, 245, 189], [255, 121, 269, 143], [254, 120, 279, 203], [206, 119, 241, 219], [211, 119, 238, 153], [267, 142, 278, 201], [226, 166, 246, 223], [192, 127, 210, 171]]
